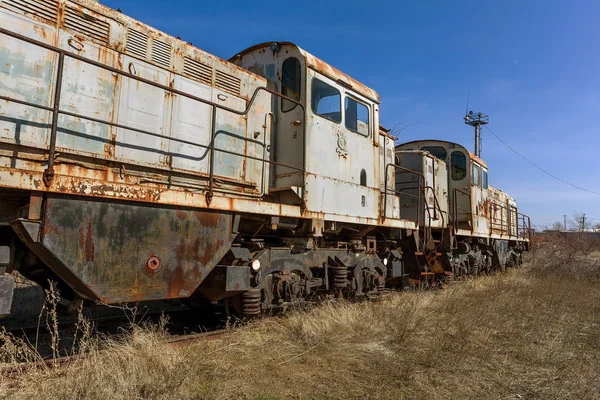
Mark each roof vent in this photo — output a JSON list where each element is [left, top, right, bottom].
[[64, 6, 110, 44], [151, 38, 171, 68], [126, 28, 148, 59], [1, 0, 58, 24], [215, 70, 241, 96], [183, 57, 213, 86]]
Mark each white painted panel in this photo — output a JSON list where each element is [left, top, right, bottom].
[[170, 75, 212, 174], [0, 12, 56, 148], [116, 55, 170, 167], [56, 31, 115, 156], [244, 89, 271, 191], [211, 88, 246, 181], [305, 174, 378, 219]]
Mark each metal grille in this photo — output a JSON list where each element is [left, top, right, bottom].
[[183, 57, 212, 86], [64, 6, 109, 44], [151, 38, 171, 68], [215, 70, 241, 96], [0, 0, 58, 24], [126, 28, 148, 59]]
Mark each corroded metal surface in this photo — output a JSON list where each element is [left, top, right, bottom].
[[396, 139, 530, 242], [40, 196, 236, 303], [0, 166, 417, 230]]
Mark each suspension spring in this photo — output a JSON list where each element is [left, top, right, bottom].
[[242, 289, 262, 318], [377, 276, 386, 293], [330, 267, 348, 289]]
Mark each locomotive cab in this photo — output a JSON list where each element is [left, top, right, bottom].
[[397, 140, 496, 235], [231, 43, 395, 222]]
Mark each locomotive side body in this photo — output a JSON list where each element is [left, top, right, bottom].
[[395, 150, 448, 228], [396, 141, 530, 278], [0, 0, 414, 321], [0, 0, 276, 307], [0, 0, 530, 323]]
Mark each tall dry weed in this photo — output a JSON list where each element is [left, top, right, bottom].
[[2, 238, 600, 399]]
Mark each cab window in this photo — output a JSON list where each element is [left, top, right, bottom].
[[281, 57, 301, 112], [472, 164, 481, 186], [482, 169, 488, 189], [345, 96, 369, 136], [422, 146, 447, 160], [451, 151, 466, 180], [311, 78, 341, 123]]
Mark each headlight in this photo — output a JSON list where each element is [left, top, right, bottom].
[[383, 258, 388, 266], [251, 259, 261, 272]]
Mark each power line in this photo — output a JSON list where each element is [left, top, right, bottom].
[[484, 125, 600, 196]]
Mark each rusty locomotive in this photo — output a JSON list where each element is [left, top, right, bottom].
[[0, 0, 530, 320]]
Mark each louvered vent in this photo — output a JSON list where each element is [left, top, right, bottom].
[[0, 0, 58, 24], [127, 29, 148, 59], [64, 6, 109, 44], [183, 57, 212, 86], [151, 39, 171, 68], [215, 70, 241, 96]]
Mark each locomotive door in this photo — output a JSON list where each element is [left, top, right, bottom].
[[449, 150, 472, 230], [273, 56, 305, 192], [305, 72, 378, 218], [470, 162, 489, 236]]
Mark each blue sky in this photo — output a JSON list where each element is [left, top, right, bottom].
[[102, 0, 600, 229]]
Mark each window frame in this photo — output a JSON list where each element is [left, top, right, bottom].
[[472, 164, 481, 187], [451, 151, 467, 181], [421, 146, 447, 160], [310, 77, 342, 124], [281, 57, 301, 113], [344, 95, 370, 137], [482, 169, 488, 189]]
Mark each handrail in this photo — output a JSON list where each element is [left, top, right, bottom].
[[0, 26, 306, 204], [382, 164, 448, 251], [452, 188, 472, 234], [517, 213, 532, 240], [382, 163, 425, 222], [489, 200, 509, 236]]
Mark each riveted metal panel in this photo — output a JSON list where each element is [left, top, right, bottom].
[[0, 10, 57, 149], [115, 55, 171, 167], [40, 196, 236, 303]]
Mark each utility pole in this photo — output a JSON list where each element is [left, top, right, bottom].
[[582, 213, 586, 231], [563, 214, 567, 231], [464, 111, 489, 157]]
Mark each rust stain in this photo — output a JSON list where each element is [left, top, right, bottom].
[[175, 209, 187, 221], [167, 265, 185, 298], [194, 211, 220, 227], [78, 225, 85, 249], [84, 221, 95, 262]]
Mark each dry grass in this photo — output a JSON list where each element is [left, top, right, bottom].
[[1, 236, 600, 399]]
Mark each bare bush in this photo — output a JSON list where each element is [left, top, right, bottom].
[[530, 233, 600, 278]]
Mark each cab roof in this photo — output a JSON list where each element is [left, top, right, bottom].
[[231, 42, 380, 104], [396, 140, 488, 168]]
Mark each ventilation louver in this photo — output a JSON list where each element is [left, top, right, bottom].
[[215, 70, 241, 96], [151, 39, 171, 68], [126, 28, 148, 59], [183, 57, 212, 86], [0, 0, 58, 24], [64, 6, 109, 44]]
